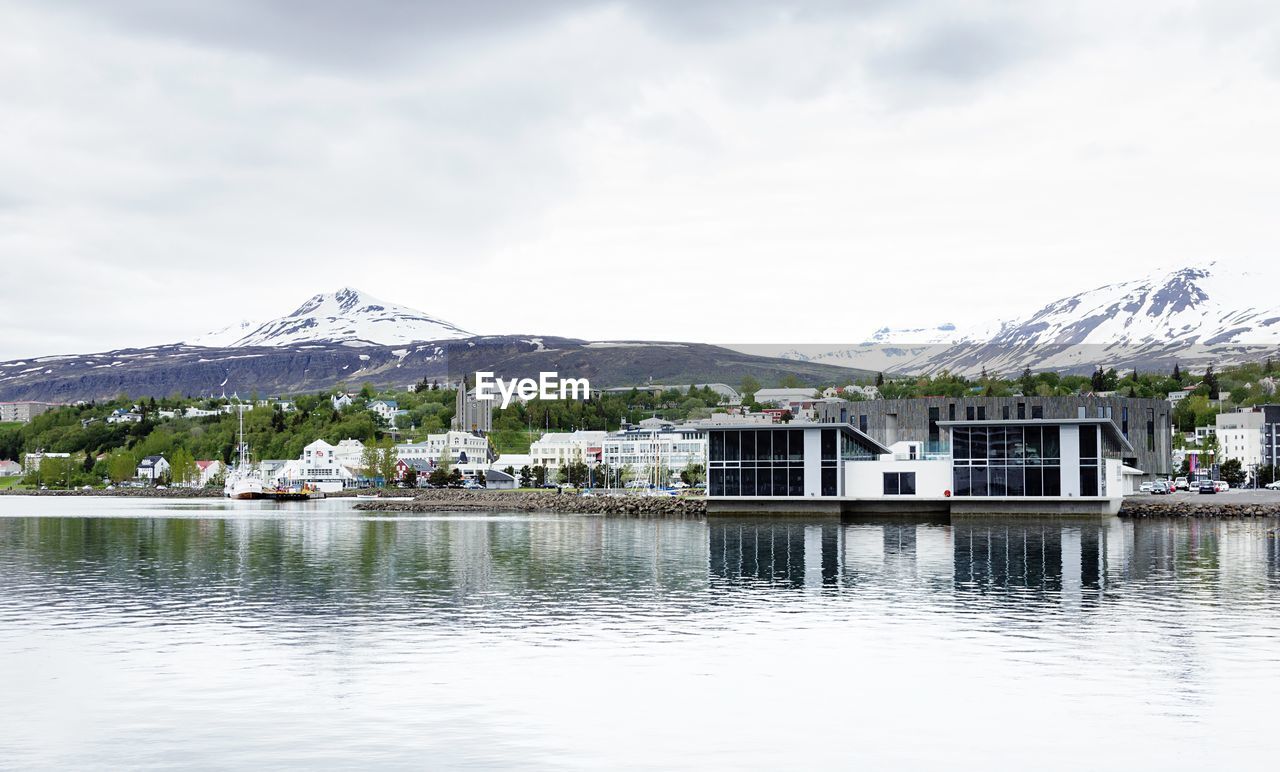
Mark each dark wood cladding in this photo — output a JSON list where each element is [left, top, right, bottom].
[[823, 396, 1172, 476]]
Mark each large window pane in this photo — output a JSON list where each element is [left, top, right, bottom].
[[741, 431, 756, 462], [710, 431, 724, 460], [757, 431, 772, 461], [1043, 427, 1060, 460], [990, 428, 1006, 462], [901, 473, 916, 495], [1024, 427, 1041, 465], [1006, 466, 1025, 496], [954, 428, 970, 460], [741, 468, 756, 497], [757, 467, 773, 496], [821, 429, 836, 461], [1080, 466, 1098, 496], [724, 432, 739, 462], [883, 473, 900, 495], [1080, 424, 1098, 459], [972, 467, 989, 496], [724, 468, 740, 497], [710, 468, 724, 497], [773, 468, 787, 496], [972, 428, 988, 461], [789, 430, 804, 461], [821, 468, 837, 497], [788, 467, 804, 496], [1026, 467, 1042, 496], [990, 467, 1007, 497], [954, 467, 971, 496], [1044, 467, 1061, 496], [1006, 427, 1024, 464]]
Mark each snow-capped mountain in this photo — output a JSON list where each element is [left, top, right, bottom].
[[760, 263, 1280, 376], [185, 288, 473, 347]]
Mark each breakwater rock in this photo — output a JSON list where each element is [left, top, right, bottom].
[[354, 490, 706, 518], [0, 486, 223, 498], [1121, 500, 1280, 518]]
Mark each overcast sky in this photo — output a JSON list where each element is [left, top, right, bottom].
[[2, 0, 1279, 360]]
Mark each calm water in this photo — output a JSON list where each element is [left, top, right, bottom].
[[2, 498, 1280, 770]]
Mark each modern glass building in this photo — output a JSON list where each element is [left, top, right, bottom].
[[707, 424, 890, 499]]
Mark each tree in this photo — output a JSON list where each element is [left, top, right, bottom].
[[1204, 364, 1220, 400], [874, 372, 885, 387], [427, 467, 450, 487], [169, 448, 198, 487], [376, 439, 398, 486], [531, 464, 548, 487], [1220, 458, 1246, 487], [680, 463, 706, 486], [739, 376, 761, 402], [519, 465, 532, 488], [1172, 362, 1182, 382], [447, 468, 464, 487], [403, 467, 418, 488], [107, 450, 136, 483]]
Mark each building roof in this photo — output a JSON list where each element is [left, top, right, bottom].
[[937, 417, 1135, 453], [485, 469, 516, 482], [704, 421, 892, 455], [138, 455, 166, 467]]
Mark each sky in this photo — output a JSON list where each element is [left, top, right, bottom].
[[2, 0, 1280, 360]]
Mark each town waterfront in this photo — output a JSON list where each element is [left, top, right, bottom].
[[2, 498, 1280, 769]]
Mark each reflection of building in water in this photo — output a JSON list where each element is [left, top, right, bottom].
[[709, 520, 839, 587], [952, 522, 1126, 593]]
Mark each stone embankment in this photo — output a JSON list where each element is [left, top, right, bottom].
[[354, 489, 707, 518], [0, 486, 222, 498], [1120, 500, 1280, 518]]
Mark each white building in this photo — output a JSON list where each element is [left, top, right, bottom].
[[602, 425, 708, 485], [137, 455, 171, 481], [194, 459, 224, 487], [271, 439, 365, 489], [368, 400, 401, 425], [530, 431, 606, 472], [1216, 409, 1265, 470], [23, 451, 71, 473], [753, 387, 819, 406], [0, 459, 23, 477], [332, 393, 354, 410], [184, 407, 220, 419], [396, 431, 491, 478], [0, 401, 57, 423], [106, 408, 142, 424]]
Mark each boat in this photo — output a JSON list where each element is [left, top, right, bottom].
[[224, 403, 266, 500]]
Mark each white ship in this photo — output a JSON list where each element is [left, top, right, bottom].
[[224, 402, 265, 500]]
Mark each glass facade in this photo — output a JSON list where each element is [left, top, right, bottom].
[[709, 429, 806, 497], [952, 425, 1062, 497]]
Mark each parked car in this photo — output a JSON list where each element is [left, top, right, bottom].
[[1197, 480, 1218, 494], [1151, 481, 1173, 495], [1214, 480, 1230, 493], [1173, 477, 1189, 490], [1266, 480, 1280, 490], [1140, 481, 1155, 493]]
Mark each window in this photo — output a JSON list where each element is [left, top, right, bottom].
[[928, 407, 940, 444], [883, 472, 916, 495], [859, 414, 868, 433], [1017, 402, 1026, 420], [966, 405, 976, 420], [1002, 405, 1010, 420], [977, 406, 986, 420], [949, 403, 956, 421], [952, 424, 1061, 498], [1146, 409, 1155, 452], [1032, 405, 1043, 419]]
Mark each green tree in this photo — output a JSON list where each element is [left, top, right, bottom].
[[1220, 458, 1246, 487]]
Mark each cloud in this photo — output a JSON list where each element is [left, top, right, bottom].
[[1, 1, 1279, 360]]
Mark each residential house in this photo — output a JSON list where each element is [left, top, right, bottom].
[[368, 400, 400, 425], [0, 459, 22, 477], [332, 393, 355, 410], [184, 407, 220, 419], [106, 408, 142, 425], [485, 469, 517, 490], [136, 455, 171, 481], [194, 459, 224, 487]]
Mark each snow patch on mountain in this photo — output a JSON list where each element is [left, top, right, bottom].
[[185, 288, 473, 347]]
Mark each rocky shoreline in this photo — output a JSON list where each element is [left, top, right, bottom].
[[0, 487, 223, 498], [353, 489, 707, 518], [1119, 501, 1280, 518]]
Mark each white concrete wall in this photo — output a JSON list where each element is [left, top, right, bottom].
[[803, 429, 822, 497], [844, 459, 953, 498], [1059, 425, 1081, 497]]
